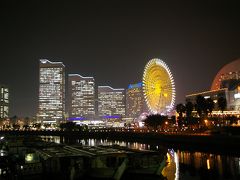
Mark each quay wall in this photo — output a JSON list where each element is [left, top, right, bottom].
[[0, 129, 240, 152]]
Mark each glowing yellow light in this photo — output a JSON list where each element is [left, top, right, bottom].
[[186, 88, 227, 97], [25, 154, 34, 162], [166, 152, 171, 163], [207, 159, 210, 169], [143, 58, 175, 113], [155, 83, 161, 94]]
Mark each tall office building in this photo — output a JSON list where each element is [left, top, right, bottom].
[[0, 84, 9, 118], [68, 74, 95, 119], [38, 59, 65, 124], [126, 82, 147, 118], [98, 86, 125, 117]]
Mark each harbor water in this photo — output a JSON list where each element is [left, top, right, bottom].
[[41, 136, 240, 180]]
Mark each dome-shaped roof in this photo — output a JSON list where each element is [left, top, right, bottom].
[[211, 58, 240, 90]]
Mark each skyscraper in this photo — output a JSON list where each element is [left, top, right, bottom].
[[98, 86, 125, 117], [0, 84, 9, 118], [68, 74, 95, 119], [126, 82, 147, 118], [38, 59, 65, 124]]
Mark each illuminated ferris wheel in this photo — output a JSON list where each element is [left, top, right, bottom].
[[143, 58, 175, 114]]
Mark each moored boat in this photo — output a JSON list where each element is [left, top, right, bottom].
[[71, 145, 129, 180], [98, 144, 167, 178]]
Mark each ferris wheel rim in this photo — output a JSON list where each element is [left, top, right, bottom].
[[142, 58, 176, 114]]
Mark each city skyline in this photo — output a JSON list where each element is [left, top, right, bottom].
[[0, 1, 240, 117]]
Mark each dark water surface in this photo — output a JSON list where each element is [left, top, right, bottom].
[[41, 136, 240, 180]]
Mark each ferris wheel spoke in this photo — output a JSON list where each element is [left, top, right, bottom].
[[143, 58, 175, 114], [145, 91, 156, 96]]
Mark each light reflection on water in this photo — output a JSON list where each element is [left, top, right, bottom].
[[162, 149, 179, 180], [41, 136, 240, 180]]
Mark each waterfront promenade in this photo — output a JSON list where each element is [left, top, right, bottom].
[[1, 128, 240, 153]]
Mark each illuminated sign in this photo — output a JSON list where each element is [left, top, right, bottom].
[[102, 115, 121, 119], [128, 82, 143, 89], [68, 117, 86, 121]]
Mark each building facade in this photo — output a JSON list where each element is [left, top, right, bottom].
[[187, 59, 240, 112], [68, 74, 95, 119], [38, 59, 65, 124], [98, 86, 125, 117], [211, 58, 240, 91], [186, 89, 227, 111], [126, 82, 147, 118], [186, 86, 240, 112], [0, 84, 9, 118]]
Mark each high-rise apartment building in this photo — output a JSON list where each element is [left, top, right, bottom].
[[126, 82, 147, 118], [98, 86, 125, 117], [68, 74, 95, 119], [0, 84, 9, 118], [38, 59, 65, 124]]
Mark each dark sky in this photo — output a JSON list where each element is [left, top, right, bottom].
[[0, 0, 240, 117]]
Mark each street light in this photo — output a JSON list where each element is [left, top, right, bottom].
[[204, 119, 208, 124]]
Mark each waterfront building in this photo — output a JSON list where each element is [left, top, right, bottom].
[[126, 82, 147, 119], [0, 84, 9, 118], [68, 74, 95, 119], [38, 59, 65, 124], [186, 58, 240, 113], [211, 58, 240, 91], [98, 86, 125, 118], [186, 89, 227, 111]]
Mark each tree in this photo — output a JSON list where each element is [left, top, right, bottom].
[[195, 95, 207, 118], [228, 115, 238, 125], [218, 97, 227, 113], [33, 123, 41, 130], [185, 101, 194, 118], [144, 114, 167, 129], [60, 122, 77, 131], [176, 103, 186, 119], [12, 124, 20, 130], [11, 115, 18, 125], [184, 101, 194, 126], [188, 117, 200, 126], [206, 98, 214, 116], [23, 124, 30, 130], [170, 115, 176, 124], [24, 117, 30, 125]]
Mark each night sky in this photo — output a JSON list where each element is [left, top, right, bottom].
[[0, 0, 240, 117]]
